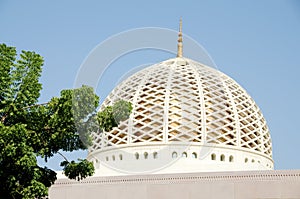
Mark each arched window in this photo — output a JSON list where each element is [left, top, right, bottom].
[[229, 155, 234, 162], [192, 152, 197, 159], [153, 152, 158, 159], [211, 153, 216, 160], [135, 153, 139, 160], [112, 155, 115, 161], [106, 156, 109, 161], [220, 154, 225, 162], [245, 158, 248, 163], [119, 154, 123, 161], [182, 152, 187, 158], [144, 152, 148, 159], [172, 152, 178, 159], [251, 159, 255, 163]]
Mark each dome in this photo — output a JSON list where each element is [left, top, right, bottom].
[[87, 57, 273, 175]]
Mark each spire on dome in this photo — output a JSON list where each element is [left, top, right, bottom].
[[177, 18, 183, 57]]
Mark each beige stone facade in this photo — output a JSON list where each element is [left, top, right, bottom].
[[49, 170, 300, 199]]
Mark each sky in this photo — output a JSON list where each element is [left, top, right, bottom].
[[1, 0, 300, 171]]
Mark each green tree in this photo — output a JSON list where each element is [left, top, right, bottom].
[[0, 44, 132, 199]]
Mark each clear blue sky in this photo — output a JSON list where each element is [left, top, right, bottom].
[[1, 0, 300, 170]]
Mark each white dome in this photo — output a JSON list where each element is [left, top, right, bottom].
[[88, 57, 273, 175]]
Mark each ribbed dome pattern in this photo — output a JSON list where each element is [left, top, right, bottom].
[[90, 57, 272, 159]]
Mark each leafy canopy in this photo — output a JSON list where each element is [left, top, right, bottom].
[[0, 43, 132, 199]]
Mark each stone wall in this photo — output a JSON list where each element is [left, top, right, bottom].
[[49, 170, 300, 199]]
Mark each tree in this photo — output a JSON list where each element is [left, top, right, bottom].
[[0, 44, 132, 199]]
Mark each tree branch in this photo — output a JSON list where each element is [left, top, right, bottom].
[[1, 102, 49, 124], [57, 151, 69, 163], [21, 102, 49, 110]]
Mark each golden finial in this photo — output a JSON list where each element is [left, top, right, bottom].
[[177, 18, 183, 57]]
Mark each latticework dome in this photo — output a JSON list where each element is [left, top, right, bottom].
[[88, 57, 273, 175]]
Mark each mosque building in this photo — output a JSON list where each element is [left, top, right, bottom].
[[49, 21, 300, 198]]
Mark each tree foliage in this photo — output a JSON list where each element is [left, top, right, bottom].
[[0, 44, 132, 199]]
